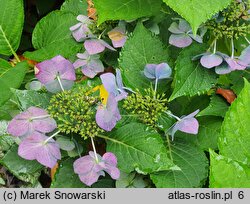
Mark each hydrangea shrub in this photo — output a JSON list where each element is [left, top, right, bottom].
[[0, 0, 250, 188]]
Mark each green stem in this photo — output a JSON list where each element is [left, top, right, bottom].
[[0, 25, 21, 62], [245, 37, 250, 44], [56, 76, 65, 92], [154, 78, 158, 99], [44, 130, 60, 144], [30, 115, 50, 120], [166, 133, 173, 162], [207, 38, 217, 52], [243, 70, 250, 75], [164, 111, 181, 121], [231, 38, 235, 58], [98, 29, 106, 39], [213, 39, 217, 54], [90, 137, 99, 163]]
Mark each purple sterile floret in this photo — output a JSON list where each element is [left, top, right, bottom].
[[35, 55, 76, 93], [84, 39, 116, 55], [169, 110, 199, 140], [18, 131, 61, 168], [238, 45, 250, 67], [73, 51, 104, 78], [215, 62, 233, 75], [100, 69, 128, 101], [200, 53, 223, 68], [100, 152, 120, 179], [144, 63, 172, 79], [7, 107, 57, 138], [193, 52, 223, 68], [95, 94, 121, 132], [108, 27, 127, 48], [168, 19, 204, 48], [73, 151, 120, 186], [169, 34, 193, 48], [70, 15, 92, 42], [214, 49, 249, 75], [225, 57, 246, 70]]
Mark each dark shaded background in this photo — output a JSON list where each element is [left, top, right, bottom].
[[20, 0, 65, 53]]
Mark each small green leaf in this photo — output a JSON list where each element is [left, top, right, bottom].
[[0, 145, 43, 184], [169, 44, 217, 101], [94, 0, 162, 25], [0, 0, 24, 56], [150, 140, 208, 187], [61, 0, 88, 16], [209, 150, 250, 188], [198, 95, 229, 117], [162, 0, 232, 33], [24, 11, 82, 61], [101, 123, 176, 174], [11, 89, 51, 110], [119, 23, 171, 93], [56, 136, 75, 151], [0, 60, 28, 106], [218, 79, 250, 165]]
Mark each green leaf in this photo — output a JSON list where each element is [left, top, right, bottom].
[[61, 0, 88, 16], [116, 172, 147, 188], [51, 158, 86, 188], [0, 0, 24, 56], [157, 112, 175, 131], [150, 140, 208, 187], [229, 70, 250, 95], [176, 116, 222, 151], [24, 39, 82, 62], [0, 145, 43, 184], [0, 135, 15, 153], [218, 79, 250, 165], [94, 0, 162, 25], [119, 23, 171, 93], [0, 100, 19, 120], [0, 60, 28, 106], [195, 116, 222, 151], [11, 89, 51, 110], [0, 176, 5, 185], [24, 11, 82, 61], [169, 95, 210, 116], [91, 177, 115, 188], [56, 136, 75, 151], [209, 150, 250, 188], [0, 120, 8, 136], [198, 95, 229, 117], [0, 121, 15, 152], [169, 44, 217, 101], [100, 123, 176, 174], [162, 0, 232, 33]]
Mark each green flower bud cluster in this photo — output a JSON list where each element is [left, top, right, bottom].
[[123, 89, 167, 128], [47, 87, 104, 139], [206, 0, 249, 39]]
